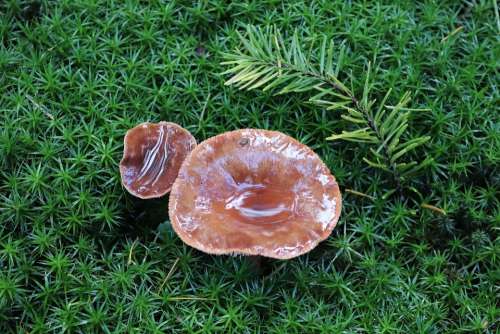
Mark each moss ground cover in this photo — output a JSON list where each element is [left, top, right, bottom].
[[0, 1, 498, 332]]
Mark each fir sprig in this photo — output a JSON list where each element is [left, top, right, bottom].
[[222, 26, 432, 191]]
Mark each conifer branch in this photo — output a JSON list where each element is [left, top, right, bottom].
[[222, 26, 432, 191]]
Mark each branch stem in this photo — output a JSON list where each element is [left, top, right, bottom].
[[254, 57, 403, 189]]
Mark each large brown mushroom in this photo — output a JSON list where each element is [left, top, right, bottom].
[[169, 129, 342, 259], [120, 122, 196, 199]]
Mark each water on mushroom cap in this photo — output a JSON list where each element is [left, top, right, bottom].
[[224, 182, 296, 225], [135, 125, 169, 193]]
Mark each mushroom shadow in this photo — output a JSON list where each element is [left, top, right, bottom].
[[120, 192, 170, 238], [205, 252, 282, 278]]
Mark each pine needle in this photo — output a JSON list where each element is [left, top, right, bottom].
[[421, 203, 447, 215]]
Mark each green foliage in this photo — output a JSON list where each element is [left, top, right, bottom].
[[222, 26, 434, 190], [0, 0, 498, 333]]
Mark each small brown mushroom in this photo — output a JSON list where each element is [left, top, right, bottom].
[[169, 129, 342, 259], [120, 122, 196, 199]]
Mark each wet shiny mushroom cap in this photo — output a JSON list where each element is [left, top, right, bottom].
[[120, 122, 196, 199], [169, 129, 342, 259]]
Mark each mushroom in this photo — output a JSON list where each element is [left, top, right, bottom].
[[120, 122, 196, 199], [169, 129, 342, 259]]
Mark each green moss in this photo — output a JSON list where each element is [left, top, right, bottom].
[[0, 0, 498, 332]]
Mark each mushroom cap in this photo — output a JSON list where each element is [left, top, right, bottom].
[[120, 122, 196, 199], [169, 129, 342, 259]]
